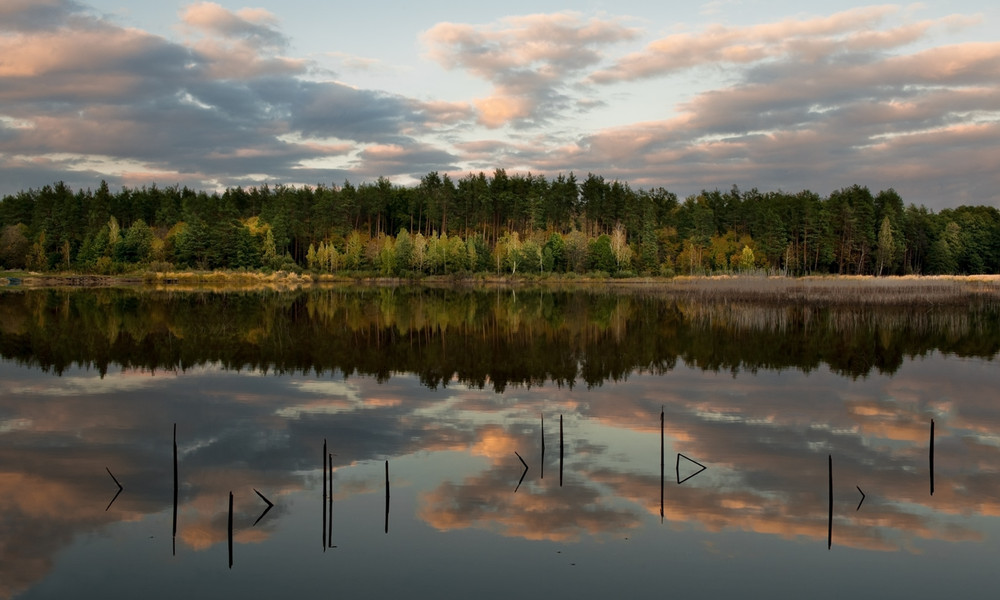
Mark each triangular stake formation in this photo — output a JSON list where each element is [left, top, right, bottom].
[[105, 467, 123, 511], [514, 451, 529, 493], [676, 453, 707, 484], [253, 488, 274, 526]]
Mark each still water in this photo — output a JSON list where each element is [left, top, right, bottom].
[[1, 284, 999, 599]]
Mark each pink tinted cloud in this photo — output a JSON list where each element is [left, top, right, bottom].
[[0, 24, 165, 91], [423, 12, 639, 127], [588, 7, 976, 84], [181, 1, 282, 43], [189, 38, 306, 79], [180, 2, 305, 79], [533, 33, 1000, 201]]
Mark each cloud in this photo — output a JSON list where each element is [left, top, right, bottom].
[[326, 52, 401, 74], [588, 7, 973, 84], [0, 1, 462, 192], [423, 12, 639, 128], [286, 81, 424, 143], [179, 3, 304, 80], [527, 31, 1000, 204], [0, 3, 998, 209], [354, 143, 459, 179], [181, 1, 287, 48], [0, 0, 84, 32]]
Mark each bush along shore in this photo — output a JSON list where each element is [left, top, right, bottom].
[[1, 175, 999, 278]]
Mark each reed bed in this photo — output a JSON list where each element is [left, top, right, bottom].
[[144, 270, 312, 292], [629, 275, 1000, 307], [8, 270, 1000, 307]]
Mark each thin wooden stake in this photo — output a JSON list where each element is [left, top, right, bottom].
[[322, 439, 327, 551], [228, 491, 233, 569], [930, 419, 935, 496], [828, 454, 833, 550], [384, 461, 390, 534], [173, 423, 178, 557], [328, 453, 333, 547]]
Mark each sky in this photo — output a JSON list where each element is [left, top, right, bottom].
[[1, 0, 998, 210]]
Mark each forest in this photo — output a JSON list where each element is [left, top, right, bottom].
[[1, 170, 998, 277]]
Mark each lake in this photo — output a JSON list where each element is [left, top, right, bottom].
[[2, 282, 1000, 599]]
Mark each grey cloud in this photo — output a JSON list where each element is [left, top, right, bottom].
[[0, 0, 84, 31], [354, 143, 459, 179], [0, 2, 457, 195], [0, 162, 130, 198], [533, 33, 1000, 208], [287, 82, 422, 144]]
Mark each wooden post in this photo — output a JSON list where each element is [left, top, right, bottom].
[[328, 453, 333, 547], [228, 491, 234, 569], [323, 439, 327, 550], [173, 423, 178, 557], [384, 461, 390, 534]]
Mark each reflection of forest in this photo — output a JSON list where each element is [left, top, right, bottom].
[[1, 286, 998, 388]]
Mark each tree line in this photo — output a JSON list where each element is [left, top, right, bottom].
[[1, 171, 998, 276]]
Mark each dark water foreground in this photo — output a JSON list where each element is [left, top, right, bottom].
[[1, 285, 999, 599]]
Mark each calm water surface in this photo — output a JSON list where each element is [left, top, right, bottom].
[[1, 286, 999, 599]]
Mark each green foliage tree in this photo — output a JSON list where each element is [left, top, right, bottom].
[[520, 237, 542, 273], [343, 231, 365, 271], [875, 216, 895, 276], [544, 232, 566, 273], [376, 236, 397, 276], [394, 229, 413, 275], [928, 221, 961, 274], [588, 234, 615, 273], [116, 219, 154, 265], [262, 228, 278, 269], [564, 229, 589, 273], [498, 231, 522, 274]]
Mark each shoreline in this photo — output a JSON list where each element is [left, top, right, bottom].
[[3, 270, 1000, 305]]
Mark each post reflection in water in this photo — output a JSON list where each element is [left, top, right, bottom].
[[930, 418, 935, 496], [828, 455, 833, 550], [322, 439, 327, 551], [660, 408, 664, 521], [1, 284, 999, 599], [327, 453, 333, 547], [384, 460, 390, 535], [105, 467, 123, 512]]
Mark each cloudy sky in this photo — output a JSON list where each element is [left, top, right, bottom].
[[1, 0, 998, 210]]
